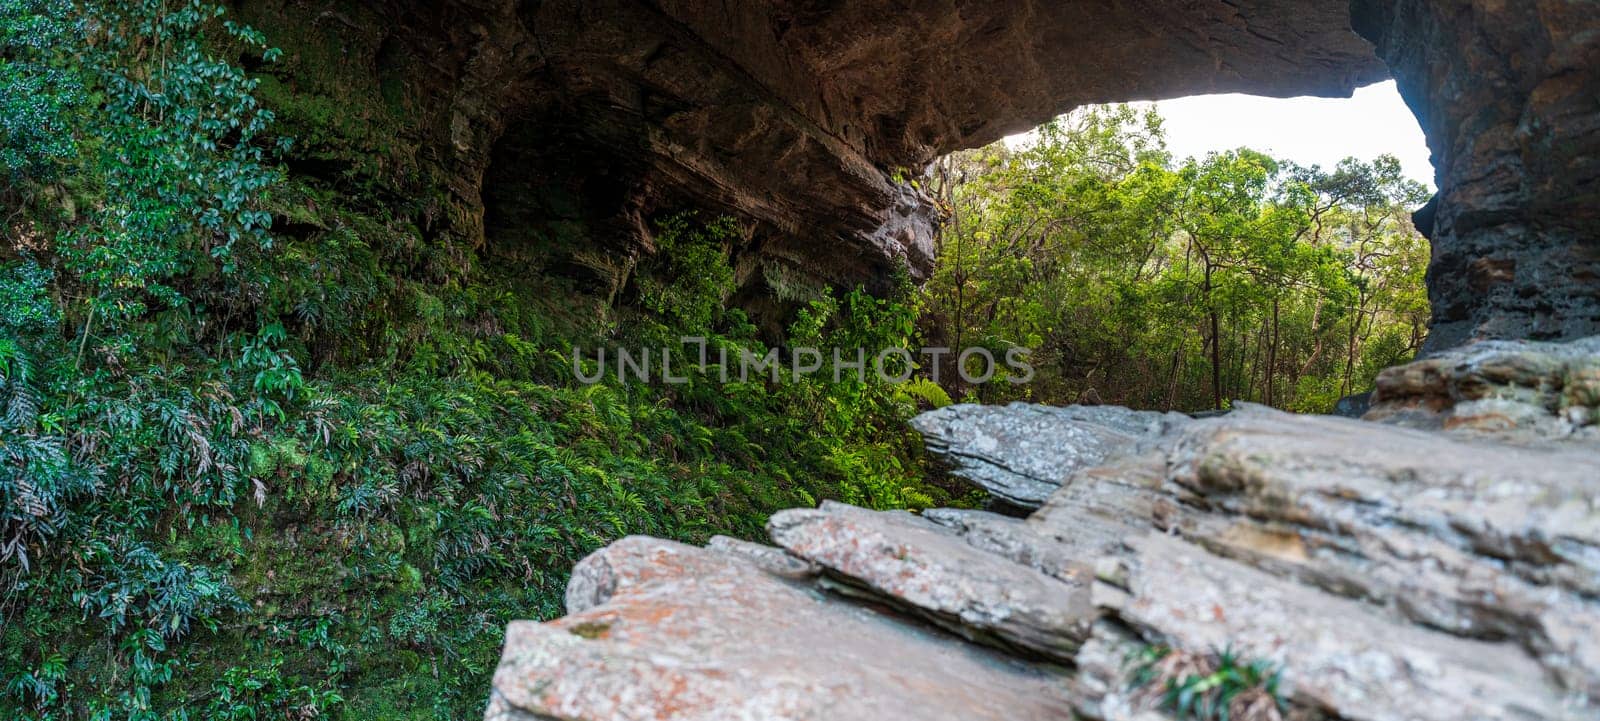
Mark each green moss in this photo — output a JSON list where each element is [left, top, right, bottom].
[[567, 621, 613, 640]]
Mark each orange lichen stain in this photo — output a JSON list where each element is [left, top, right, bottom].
[[652, 672, 697, 718], [612, 600, 680, 627], [1218, 523, 1309, 563], [1442, 413, 1515, 431], [1212, 603, 1226, 622]]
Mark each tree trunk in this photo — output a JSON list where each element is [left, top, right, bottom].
[[1267, 296, 1279, 406], [1206, 265, 1222, 410]]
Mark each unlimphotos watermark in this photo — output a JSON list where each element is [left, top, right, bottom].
[[572, 337, 1033, 385]]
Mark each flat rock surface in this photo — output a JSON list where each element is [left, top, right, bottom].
[[767, 501, 1094, 660], [912, 402, 1185, 508], [1176, 403, 1600, 598], [486, 536, 1077, 721]]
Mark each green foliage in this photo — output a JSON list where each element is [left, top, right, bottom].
[[895, 377, 953, 409], [923, 105, 1430, 412], [636, 212, 739, 332], [1128, 645, 1286, 721], [1, 5, 944, 718], [0, 0, 81, 181]]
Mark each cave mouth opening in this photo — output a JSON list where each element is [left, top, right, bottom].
[[925, 80, 1437, 414]]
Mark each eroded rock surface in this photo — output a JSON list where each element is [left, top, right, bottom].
[[1352, 0, 1600, 349], [252, 1, 1596, 347], [486, 536, 1078, 721], [1367, 335, 1600, 443], [489, 338, 1600, 721], [768, 501, 1094, 660], [912, 403, 1186, 508], [1109, 534, 1580, 721]]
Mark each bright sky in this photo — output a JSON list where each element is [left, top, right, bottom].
[[1142, 80, 1434, 190]]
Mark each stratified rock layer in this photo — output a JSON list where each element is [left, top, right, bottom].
[[912, 403, 1185, 508], [767, 501, 1094, 661], [486, 536, 1078, 721], [1352, 0, 1600, 348], [487, 337, 1600, 721], [1367, 335, 1600, 442]]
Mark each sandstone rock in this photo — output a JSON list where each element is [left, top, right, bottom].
[[1066, 620, 1171, 721], [1367, 334, 1600, 443], [767, 501, 1095, 661], [1028, 449, 1176, 556], [1108, 533, 1585, 721], [1352, 1, 1600, 349], [705, 534, 820, 580], [912, 402, 1185, 508], [1175, 404, 1600, 599], [914, 401, 1600, 708], [1168, 404, 1600, 700], [1332, 389, 1372, 417], [265, 0, 1597, 348], [919, 507, 1086, 583], [486, 536, 1077, 721]]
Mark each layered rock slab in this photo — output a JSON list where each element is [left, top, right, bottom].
[[487, 535, 1077, 721], [1108, 533, 1584, 721], [906, 375, 1600, 711], [1166, 404, 1600, 701], [1367, 334, 1600, 443], [912, 403, 1186, 508], [768, 501, 1094, 660]]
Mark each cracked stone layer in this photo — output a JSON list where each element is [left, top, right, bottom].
[[486, 536, 1077, 721], [1107, 533, 1584, 721], [766, 501, 1094, 661], [1367, 334, 1600, 443], [911, 403, 1186, 508]]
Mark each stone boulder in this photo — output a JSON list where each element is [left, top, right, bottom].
[[767, 501, 1094, 660]]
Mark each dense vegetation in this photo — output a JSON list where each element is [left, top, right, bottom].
[[923, 106, 1430, 412], [1, 3, 948, 718]]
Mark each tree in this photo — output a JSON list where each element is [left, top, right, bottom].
[[921, 105, 1431, 413]]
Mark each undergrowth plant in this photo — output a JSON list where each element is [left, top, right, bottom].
[[1128, 644, 1287, 721], [1, 2, 947, 717]]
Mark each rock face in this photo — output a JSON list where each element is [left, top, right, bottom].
[[249, 0, 1598, 347], [767, 501, 1095, 661], [1351, 1, 1600, 349], [486, 336, 1600, 721], [1367, 334, 1600, 443]]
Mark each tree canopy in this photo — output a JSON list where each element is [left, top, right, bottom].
[[921, 105, 1430, 412]]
